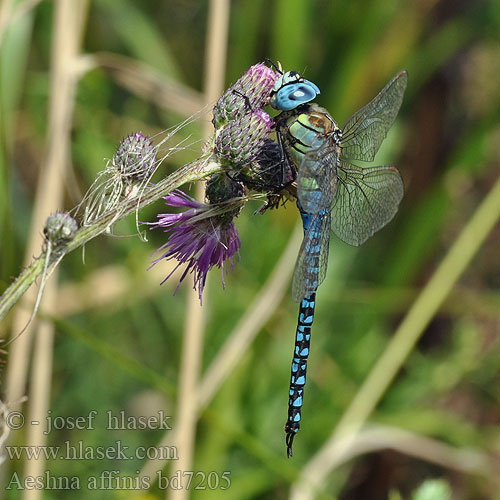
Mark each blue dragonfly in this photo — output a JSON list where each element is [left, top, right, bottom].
[[269, 67, 408, 456]]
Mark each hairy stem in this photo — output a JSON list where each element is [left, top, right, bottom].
[[0, 158, 222, 322]]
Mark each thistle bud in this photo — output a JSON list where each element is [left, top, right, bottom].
[[205, 174, 246, 227], [43, 212, 78, 256], [206, 173, 245, 204], [212, 63, 277, 128], [253, 138, 295, 188], [214, 109, 273, 167], [113, 132, 157, 181]]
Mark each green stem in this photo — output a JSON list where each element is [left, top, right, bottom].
[[0, 258, 46, 322], [0, 158, 222, 322]]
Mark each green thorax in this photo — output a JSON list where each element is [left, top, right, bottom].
[[277, 103, 340, 168]]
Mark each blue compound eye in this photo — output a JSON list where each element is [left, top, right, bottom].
[[270, 71, 320, 111], [272, 80, 320, 111]]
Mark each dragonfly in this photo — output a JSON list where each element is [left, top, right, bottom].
[[269, 67, 408, 457]]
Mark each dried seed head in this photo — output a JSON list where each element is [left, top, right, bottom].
[[113, 132, 157, 181], [80, 132, 157, 226], [214, 109, 273, 167], [212, 63, 277, 128]]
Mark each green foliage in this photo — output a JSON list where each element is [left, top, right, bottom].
[[410, 479, 452, 500], [1, 0, 500, 499]]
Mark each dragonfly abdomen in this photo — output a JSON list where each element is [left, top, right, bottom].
[[285, 291, 316, 457], [285, 207, 327, 456]]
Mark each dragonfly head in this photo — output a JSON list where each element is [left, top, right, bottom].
[[269, 70, 320, 111]]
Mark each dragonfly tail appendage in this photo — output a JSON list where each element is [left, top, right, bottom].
[[285, 291, 316, 457]]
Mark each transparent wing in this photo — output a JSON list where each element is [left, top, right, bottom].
[[292, 211, 331, 302], [331, 159, 403, 246], [341, 70, 407, 162], [297, 143, 338, 214]]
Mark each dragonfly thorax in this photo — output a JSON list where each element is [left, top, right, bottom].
[[276, 103, 341, 169]]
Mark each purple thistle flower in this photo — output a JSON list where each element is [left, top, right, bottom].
[[214, 109, 273, 167], [114, 132, 157, 181], [146, 190, 242, 303], [80, 132, 158, 226], [212, 62, 277, 128]]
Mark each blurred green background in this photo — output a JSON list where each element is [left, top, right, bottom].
[[1, 0, 500, 499]]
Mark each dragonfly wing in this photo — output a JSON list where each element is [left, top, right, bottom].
[[341, 70, 407, 162], [297, 143, 337, 214], [292, 210, 331, 302], [331, 160, 403, 246]]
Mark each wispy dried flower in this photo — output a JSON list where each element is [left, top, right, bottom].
[[80, 132, 157, 226]]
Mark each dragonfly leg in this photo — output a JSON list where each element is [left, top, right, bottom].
[[227, 137, 295, 211], [232, 90, 252, 112], [275, 122, 297, 188]]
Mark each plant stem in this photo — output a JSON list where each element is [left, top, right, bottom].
[[0, 258, 46, 323], [0, 158, 222, 322]]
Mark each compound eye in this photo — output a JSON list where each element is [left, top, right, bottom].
[[273, 81, 319, 110]]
